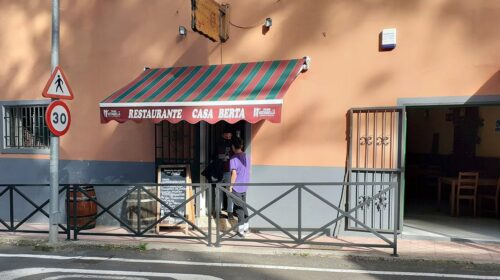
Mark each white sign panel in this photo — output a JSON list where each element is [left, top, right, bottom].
[[42, 66, 74, 100]]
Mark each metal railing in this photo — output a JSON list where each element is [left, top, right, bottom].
[[0, 184, 68, 235], [214, 182, 399, 256], [0, 181, 399, 255], [70, 184, 212, 245]]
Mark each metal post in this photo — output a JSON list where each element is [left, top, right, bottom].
[[298, 185, 302, 243], [215, 184, 221, 247], [137, 186, 142, 235], [73, 186, 78, 240], [393, 180, 399, 257], [66, 186, 70, 240], [9, 186, 14, 231], [207, 185, 212, 247], [393, 109, 405, 257], [49, 0, 60, 244]]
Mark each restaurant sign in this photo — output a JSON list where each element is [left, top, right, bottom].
[[100, 104, 281, 124], [191, 0, 229, 42], [191, 0, 222, 42]]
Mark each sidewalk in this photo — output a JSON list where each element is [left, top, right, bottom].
[[1, 229, 499, 265]]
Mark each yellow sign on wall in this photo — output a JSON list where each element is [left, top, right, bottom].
[[192, 0, 221, 42]]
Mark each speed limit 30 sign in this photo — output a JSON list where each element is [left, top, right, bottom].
[[46, 100, 71, 136]]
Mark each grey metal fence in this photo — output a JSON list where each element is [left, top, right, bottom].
[[214, 182, 399, 256], [0, 184, 68, 235], [70, 184, 212, 245], [0, 181, 400, 255]]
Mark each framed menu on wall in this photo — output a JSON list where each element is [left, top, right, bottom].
[[156, 164, 195, 232]]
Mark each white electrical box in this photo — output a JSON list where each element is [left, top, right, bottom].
[[381, 28, 397, 50]]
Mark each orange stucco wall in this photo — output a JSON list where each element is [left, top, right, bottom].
[[1, 0, 499, 167]]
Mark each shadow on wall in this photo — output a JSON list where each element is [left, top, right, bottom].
[[473, 70, 500, 97], [250, 101, 347, 161], [241, 0, 500, 169], [58, 1, 214, 162], [2, 0, 500, 164], [0, 1, 51, 99], [2, 2, 500, 265]]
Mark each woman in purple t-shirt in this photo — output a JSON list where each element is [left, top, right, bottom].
[[229, 137, 250, 237]]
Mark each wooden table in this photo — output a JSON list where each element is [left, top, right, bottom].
[[438, 177, 498, 216]]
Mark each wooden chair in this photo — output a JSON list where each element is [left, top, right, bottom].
[[456, 172, 479, 217], [478, 177, 500, 218]]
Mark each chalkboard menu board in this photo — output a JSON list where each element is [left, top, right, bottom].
[[157, 166, 189, 225]]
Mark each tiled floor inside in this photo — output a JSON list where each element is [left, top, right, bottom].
[[403, 199, 500, 242]]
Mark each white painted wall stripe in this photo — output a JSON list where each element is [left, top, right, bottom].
[[0, 254, 498, 279]]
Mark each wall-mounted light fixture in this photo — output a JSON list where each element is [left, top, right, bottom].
[[301, 56, 311, 72], [264, 18, 272, 28], [179, 26, 187, 37]]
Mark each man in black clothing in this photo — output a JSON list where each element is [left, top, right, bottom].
[[216, 125, 234, 218]]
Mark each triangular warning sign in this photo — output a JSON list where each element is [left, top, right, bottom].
[[42, 66, 74, 100]]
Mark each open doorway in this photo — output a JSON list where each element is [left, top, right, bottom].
[[201, 121, 248, 216], [155, 121, 249, 183], [204, 121, 247, 168], [155, 120, 250, 217], [404, 105, 500, 242]]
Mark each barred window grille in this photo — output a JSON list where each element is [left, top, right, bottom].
[[3, 105, 50, 149]]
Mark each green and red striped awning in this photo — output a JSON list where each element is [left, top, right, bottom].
[[100, 58, 306, 124]]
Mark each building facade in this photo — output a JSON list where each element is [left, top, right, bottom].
[[1, 0, 499, 232]]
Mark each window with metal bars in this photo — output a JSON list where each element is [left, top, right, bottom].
[[3, 105, 50, 150]]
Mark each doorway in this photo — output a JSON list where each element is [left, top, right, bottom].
[[203, 121, 247, 168], [155, 120, 250, 217], [403, 105, 500, 242], [155, 121, 249, 184]]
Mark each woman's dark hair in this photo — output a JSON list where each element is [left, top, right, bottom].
[[231, 137, 244, 150]]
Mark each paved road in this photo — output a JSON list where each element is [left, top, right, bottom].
[[0, 245, 499, 280]]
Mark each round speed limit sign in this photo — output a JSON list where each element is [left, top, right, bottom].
[[46, 100, 71, 136]]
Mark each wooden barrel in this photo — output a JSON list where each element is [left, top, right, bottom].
[[125, 187, 157, 232], [68, 186, 97, 230]]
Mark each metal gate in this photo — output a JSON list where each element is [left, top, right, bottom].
[[347, 107, 404, 232]]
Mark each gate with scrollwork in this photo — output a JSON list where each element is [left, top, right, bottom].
[[346, 107, 404, 232]]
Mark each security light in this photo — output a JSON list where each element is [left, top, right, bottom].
[[179, 26, 187, 37], [264, 18, 272, 28]]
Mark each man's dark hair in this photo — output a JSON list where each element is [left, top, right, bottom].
[[231, 137, 244, 150], [223, 124, 233, 134]]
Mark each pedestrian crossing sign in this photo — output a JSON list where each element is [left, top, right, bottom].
[[42, 65, 74, 100]]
